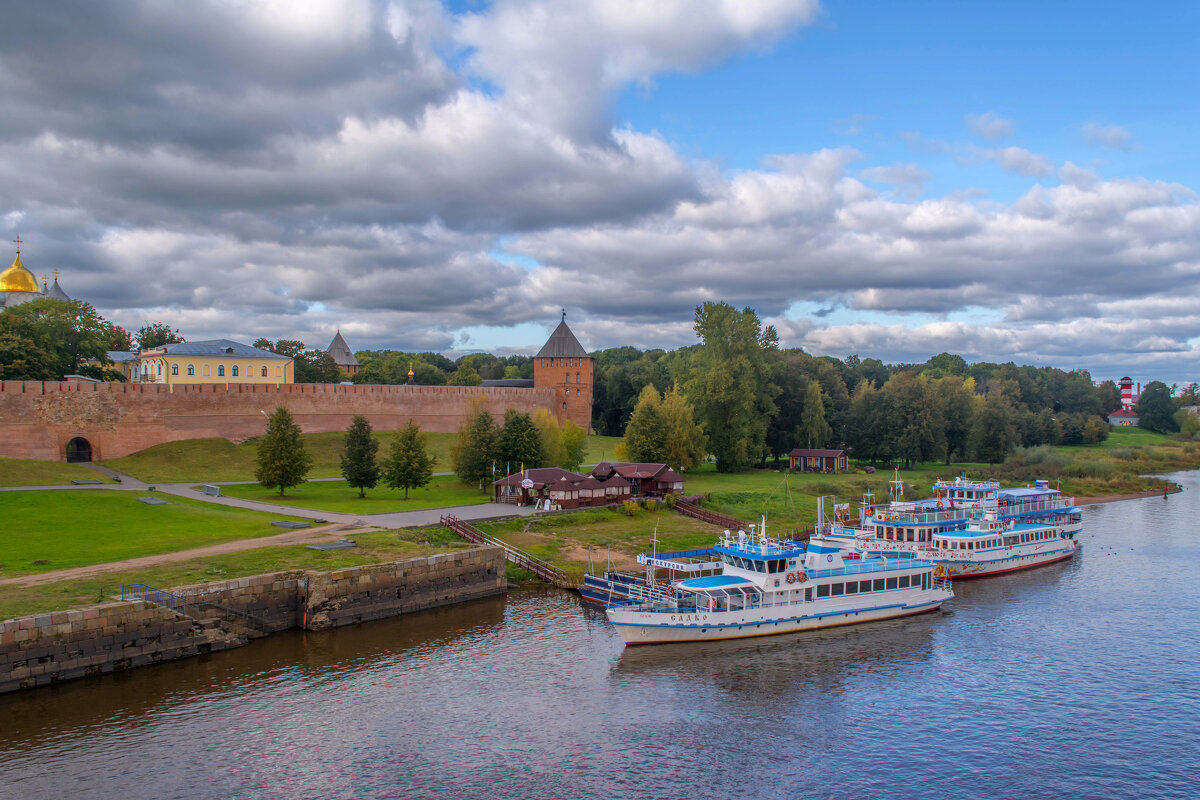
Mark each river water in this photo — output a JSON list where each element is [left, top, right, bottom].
[[3, 473, 1199, 800]]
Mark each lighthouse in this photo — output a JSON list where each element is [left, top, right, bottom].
[[1119, 377, 1135, 411]]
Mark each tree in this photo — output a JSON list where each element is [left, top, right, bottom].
[[930, 376, 978, 464], [680, 302, 779, 472], [659, 385, 707, 471], [294, 349, 343, 383], [255, 406, 312, 496], [2, 298, 125, 379], [969, 392, 1019, 463], [797, 380, 832, 448], [451, 400, 499, 488], [448, 365, 482, 386], [622, 384, 668, 463], [497, 409, 544, 471], [1137, 381, 1179, 433], [1082, 415, 1110, 444], [0, 311, 56, 380], [560, 420, 588, 472], [340, 415, 379, 498], [384, 419, 435, 499], [883, 372, 938, 467], [135, 321, 185, 350]]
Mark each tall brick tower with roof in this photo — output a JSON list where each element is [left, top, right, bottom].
[[534, 311, 593, 432]]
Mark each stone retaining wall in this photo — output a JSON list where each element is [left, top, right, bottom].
[[0, 547, 507, 694]]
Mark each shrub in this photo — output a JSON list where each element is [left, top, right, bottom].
[[1109, 447, 1139, 461], [662, 492, 678, 509], [621, 499, 640, 516], [644, 498, 657, 512]]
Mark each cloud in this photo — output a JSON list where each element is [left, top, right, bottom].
[[833, 113, 874, 136], [859, 163, 930, 200], [987, 146, 1055, 177], [966, 112, 1013, 140], [1082, 122, 1134, 150]]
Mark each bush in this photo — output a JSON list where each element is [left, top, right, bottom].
[[662, 493, 678, 509], [1009, 445, 1068, 470], [644, 498, 657, 512], [1109, 447, 1139, 461], [1071, 460, 1116, 479], [621, 499, 640, 516]]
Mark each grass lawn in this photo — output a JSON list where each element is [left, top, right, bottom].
[[217, 477, 489, 513], [0, 527, 471, 621], [0, 490, 298, 578], [103, 431, 624, 483], [0, 458, 113, 487], [475, 506, 719, 574]]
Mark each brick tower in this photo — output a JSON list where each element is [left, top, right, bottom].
[[534, 312, 593, 432]]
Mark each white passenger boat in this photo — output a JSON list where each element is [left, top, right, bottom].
[[605, 525, 953, 646], [915, 512, 1078, 579]]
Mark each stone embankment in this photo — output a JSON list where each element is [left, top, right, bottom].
[[0, 547, 506, 694]]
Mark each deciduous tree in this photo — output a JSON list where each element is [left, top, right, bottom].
[[498, 409, 544, 471], [1137, 381, 1178, 433], [255, 406, 312, 496], [135, 321, 185, 350], [451, 400, 499, 488], [622, 384, 668, 463], [659, 385, 707, 471]]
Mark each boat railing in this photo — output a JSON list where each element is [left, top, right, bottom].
[[1002, 497, 1076, 515]]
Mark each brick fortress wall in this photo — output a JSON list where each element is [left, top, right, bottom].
[[0, 380, 557, 462]]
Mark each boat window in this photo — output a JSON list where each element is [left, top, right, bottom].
[[831, 583, 844, 596], [886, 577, 898, 589], [817, 584, 830, 598], [898, 575, 910, 588], [845, 582, 858, 595], [859, 580, 872, 593], [805, 588, 813, 601], [873, 579, 885, 591]]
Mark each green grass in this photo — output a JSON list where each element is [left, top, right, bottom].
[[0, 458, 112, 487], [102, 431, 624, 484], [216, 477, 490, 512], [477, 506, 718, 573], [0, 491, 297, 577], [0, 528, 472, 621]]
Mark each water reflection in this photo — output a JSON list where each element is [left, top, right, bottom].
[[1, 473, 1198, 800]]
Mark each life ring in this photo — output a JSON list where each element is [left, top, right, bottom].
[[786, 573, 796, 584], [943, 513, 949, 520], [707, 597, 716, 610], [865, 508, 873, 516], [936, 500, 944, 510], [665, 585, 674, 596], [797, 572, 808, 583]]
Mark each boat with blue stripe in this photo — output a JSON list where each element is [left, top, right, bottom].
[[605, 522, 953, 646]]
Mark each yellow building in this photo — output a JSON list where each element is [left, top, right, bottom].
[[115, 339, 293, 385]]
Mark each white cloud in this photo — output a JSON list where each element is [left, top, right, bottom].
[[966, 112, 1013, 140], [1082, 122, 1134, 150], [860, 163, 930, 200], [989, 146, 1055, 177]]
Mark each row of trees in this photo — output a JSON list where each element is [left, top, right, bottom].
[[451, 401, 588, 488], [351, 350, 534, 386], [253, 408, 434, 498]]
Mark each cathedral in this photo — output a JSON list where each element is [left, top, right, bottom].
[[0, 239, 71, 310]]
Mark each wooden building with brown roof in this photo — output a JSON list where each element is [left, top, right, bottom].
[[788, 448, 848, 473]]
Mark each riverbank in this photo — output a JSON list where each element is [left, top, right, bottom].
[[0, 546, 506, 694]]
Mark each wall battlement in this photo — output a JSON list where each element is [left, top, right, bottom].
[[0, 380, 556, 461]]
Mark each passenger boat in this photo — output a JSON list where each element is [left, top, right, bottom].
[[821, 475, 1081, 557], [604, 524, 953, 646], [914, 512, 1078, 579]]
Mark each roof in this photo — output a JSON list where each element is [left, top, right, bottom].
[[659, 468, 684, 483], [44, 278, 70, 302], [576, 475, 606, 489], [535, 315, 589, 359], [999, 487, 1060, 498], [1108, 409, 1139, 417], [492, 467, 587, 487], [326, 330, 359, 367], [149, 339, 291, 360], [107, 351, 136, 362], [0, 253, 38, 293], [789, 449, 846, 458]]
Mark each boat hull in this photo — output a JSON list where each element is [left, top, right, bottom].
[[607, 593, 951, 646], [939, 543, 1077, 579]]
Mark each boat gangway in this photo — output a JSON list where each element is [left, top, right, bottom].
[[439, 514, 581, 589]]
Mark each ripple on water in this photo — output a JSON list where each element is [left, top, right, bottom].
[[3, 474, 1200, 799]]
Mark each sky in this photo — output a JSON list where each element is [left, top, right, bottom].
[[2, 0, 1199, 383]]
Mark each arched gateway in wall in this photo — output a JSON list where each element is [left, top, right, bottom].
[[65, 437, 92, 462]]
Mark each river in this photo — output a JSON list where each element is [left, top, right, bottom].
[[2, 472, 1199, 800]]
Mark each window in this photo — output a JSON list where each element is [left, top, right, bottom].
[[804, 588, 813, 601], [566, 372, 570, 383], [562, 402, 567, 409], [831, 583, 844, 596], [218, 365, 225, 377], [859, 580, 872, 593], [575, 372, 580, 382], [261, 366, 268, 377], [231, 365, 239, 377], [898, 575, 910, 588], [873, 579, 885, 591], [171, 364, 178, 375], [816, 584, 830, 598], [845, 581, 858, 595], [576, 389, 580, 396], [187, 364, 195, 376], [885, 577, 898, 589]]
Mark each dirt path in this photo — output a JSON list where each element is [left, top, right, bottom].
[[1076, 488, 1178, 505], [0, 523, 373, 588]]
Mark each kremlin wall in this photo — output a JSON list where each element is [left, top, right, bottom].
[[0, 380, 558, 462]]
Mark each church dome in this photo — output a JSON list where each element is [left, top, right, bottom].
[[0, 253, 39, 293]]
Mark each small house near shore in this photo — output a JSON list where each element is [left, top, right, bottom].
[[491, 462, 681, 508], [788, 448, 848, 473]]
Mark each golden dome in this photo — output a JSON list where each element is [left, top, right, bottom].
[[0, 253, 40, 294]]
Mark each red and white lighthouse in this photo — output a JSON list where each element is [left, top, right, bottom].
[[1119, 376, 1134, 410]]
